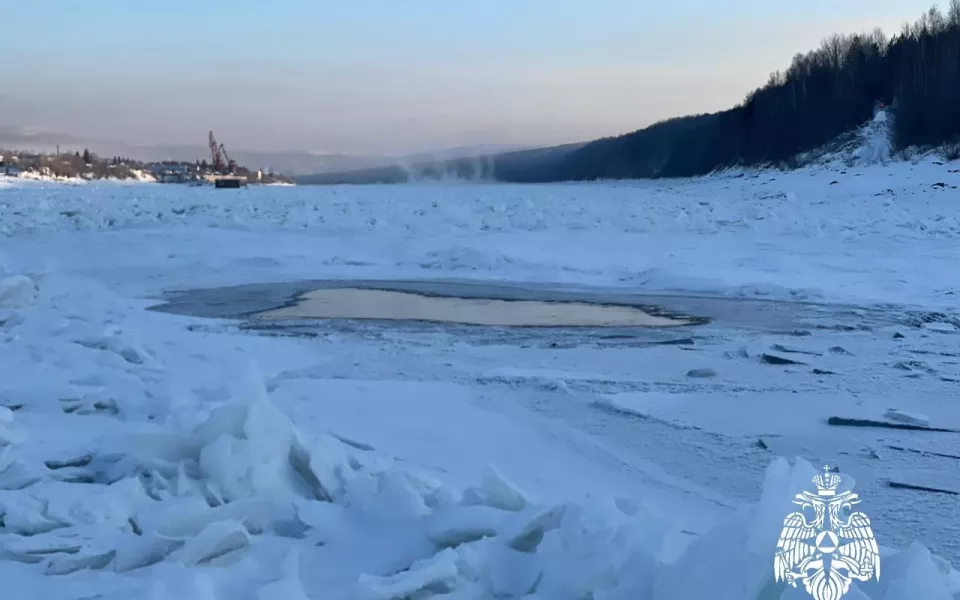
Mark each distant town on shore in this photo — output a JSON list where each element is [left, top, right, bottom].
[[0, 131, 294, 186]]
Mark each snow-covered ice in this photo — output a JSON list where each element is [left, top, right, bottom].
[[1, 155, 959, 598]]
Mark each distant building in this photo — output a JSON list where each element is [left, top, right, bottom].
[[151, 163, 194, 184], [3, 165, 23, 177]]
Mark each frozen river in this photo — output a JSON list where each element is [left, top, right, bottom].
[[1, 165, 959, 597], [154, 277, 960, 565]]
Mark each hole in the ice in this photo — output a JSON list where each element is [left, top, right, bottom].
[[253, 287, 697, 328]]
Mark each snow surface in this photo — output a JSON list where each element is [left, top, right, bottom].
[[4, 167, 156, 185], [0, 156, 959, 599]]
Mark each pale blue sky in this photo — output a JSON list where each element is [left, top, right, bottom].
[[1, 1, 936, 155]]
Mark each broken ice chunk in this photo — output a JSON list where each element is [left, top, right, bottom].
[[885, 409, 931, 427], [357, 548, 461, 600], [460, 465, 528, 512], [174, 519, 250, 567]]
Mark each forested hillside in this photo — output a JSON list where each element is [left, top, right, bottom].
[[555, 2, 960, 180]]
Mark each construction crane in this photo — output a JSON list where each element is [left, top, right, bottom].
[[208, 131, 223, 172], [219, 142, 237, 173], [208, 130, 237, 174]]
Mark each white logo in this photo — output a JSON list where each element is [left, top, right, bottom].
[[774, 465, 880, 600]]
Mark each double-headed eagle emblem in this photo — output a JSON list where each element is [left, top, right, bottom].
[[774, 465, 880, 600]]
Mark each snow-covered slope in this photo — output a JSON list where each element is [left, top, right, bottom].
[[0, 160, 959, 598], [854, 109, 895, 165], [3, 168, 157, 185], [793, 109, 894, 169]]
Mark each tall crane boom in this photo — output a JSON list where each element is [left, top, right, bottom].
[[207, 130, 238, 174], [208, 131, 225, 172], [218, 143, 236, 172]]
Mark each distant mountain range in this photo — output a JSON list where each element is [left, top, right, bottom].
[[0, 127, 531, 176]]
